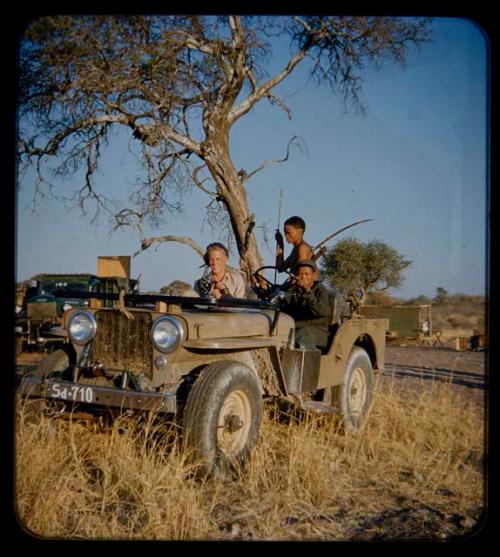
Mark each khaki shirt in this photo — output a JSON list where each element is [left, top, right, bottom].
[[194, 269, 246, 298]]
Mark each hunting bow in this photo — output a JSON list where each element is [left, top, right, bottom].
[[312, 219, 374, 261], [274, 188, 284, 283]]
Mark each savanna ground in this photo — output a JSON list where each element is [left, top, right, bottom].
[[14, 298, 488, 542]]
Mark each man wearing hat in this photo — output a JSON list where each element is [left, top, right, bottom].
[[279, 259, 337, 351]]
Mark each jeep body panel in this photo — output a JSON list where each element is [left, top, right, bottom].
[[317, 318, 388, 388], [61, 304, 293, 391], [181, 308, 294, 343], [19, 374, 177, 414]]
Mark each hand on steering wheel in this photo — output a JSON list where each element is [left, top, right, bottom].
[[252, 266, 297, 301]]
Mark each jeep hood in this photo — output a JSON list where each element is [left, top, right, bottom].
[[181, 307, 294, 341]]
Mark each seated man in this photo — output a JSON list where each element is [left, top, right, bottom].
[[278, 259, 336, 351], [194, 242, 246, 299]]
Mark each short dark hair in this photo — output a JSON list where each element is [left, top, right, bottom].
[[284, 216, 306, 231], [204, 242, 229, 264]]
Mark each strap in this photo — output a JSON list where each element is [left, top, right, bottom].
[[118, 289, 134, 321]]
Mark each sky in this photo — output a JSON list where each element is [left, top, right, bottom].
[[15, 17, 489, 299]]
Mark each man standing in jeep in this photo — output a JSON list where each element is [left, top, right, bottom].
[[275, 216, 315, 274], [279, 259, 336, 351]]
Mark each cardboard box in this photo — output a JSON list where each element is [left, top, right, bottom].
[[97, 256, 130, 279]]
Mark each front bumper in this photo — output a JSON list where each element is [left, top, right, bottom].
[[18, 374, 177, 414]]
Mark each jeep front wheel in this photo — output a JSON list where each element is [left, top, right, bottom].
[[182, 360, 263, 476]]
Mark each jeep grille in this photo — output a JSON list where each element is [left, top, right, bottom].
[[92, 310, 153, 377]]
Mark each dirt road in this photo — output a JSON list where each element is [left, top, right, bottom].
[[381, 343, 487, 408]]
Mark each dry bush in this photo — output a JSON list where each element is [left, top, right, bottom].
[[15, 378, 485, 541], [432, 296, 486, 338]]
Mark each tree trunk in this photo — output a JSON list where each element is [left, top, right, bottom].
[[359, 290, 367, 306], [203, 133, 264, 282]]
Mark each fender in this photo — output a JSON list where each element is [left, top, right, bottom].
[[318, 318, 388, 388]]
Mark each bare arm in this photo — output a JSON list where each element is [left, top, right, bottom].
[[296, 242, 314, 261], [275, 246, 285, 271]]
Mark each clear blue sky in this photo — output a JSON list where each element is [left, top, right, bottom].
[[16, 17, 489, 299]]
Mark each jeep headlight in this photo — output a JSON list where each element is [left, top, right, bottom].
[[67, 310, 97, 345], [150, 316, 185, 353]]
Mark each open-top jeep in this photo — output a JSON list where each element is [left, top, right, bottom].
[[18, 266, 387, 475]]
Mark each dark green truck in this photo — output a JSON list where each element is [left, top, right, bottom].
[[15, 274, 139, 353]]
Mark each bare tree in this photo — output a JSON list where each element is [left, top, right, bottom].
[[18, 15, 431, 280]]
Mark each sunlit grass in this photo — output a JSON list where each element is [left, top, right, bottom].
[[15, 377, 484, 541]]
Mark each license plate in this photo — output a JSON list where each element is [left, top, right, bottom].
[[47, 382, 95, 404]]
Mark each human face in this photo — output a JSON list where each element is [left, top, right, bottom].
[[297, 266, 315, 291], [284, 224, 303, 245], [207, 248, 227, 277]]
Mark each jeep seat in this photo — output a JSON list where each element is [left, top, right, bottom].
[[323, 289, 343, 354]]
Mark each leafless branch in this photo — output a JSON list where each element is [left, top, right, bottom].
[[133, 234, 205, 259], [113, 208, 146, 239], [228, 47, 308, 125], [241, 135, 298, 183], [265, 92, 293, 119], [192, 164, 218, 198]]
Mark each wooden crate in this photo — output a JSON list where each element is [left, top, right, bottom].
[[453, 337, 469, 351], [470, 334, 487, 350], [97, 256, 130, 279]]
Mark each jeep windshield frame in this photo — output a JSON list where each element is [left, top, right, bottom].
[[53, 289, 283, 337], [51, 289, 277, 310]]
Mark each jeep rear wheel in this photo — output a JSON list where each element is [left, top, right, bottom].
[[182, 360, 263, 476], [333, 346, 373, 434]]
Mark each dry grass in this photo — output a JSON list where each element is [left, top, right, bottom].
[[15, 377, 485, 541]]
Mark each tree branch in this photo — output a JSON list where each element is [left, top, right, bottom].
[[156, 123, 203, 155], [265, 92, 293, 120], [228, 48, 308, 125], [134, 234, 205, 259], [241, 135, 298, 183], [23, 110, 203, 161], [228, 15, 244, 48], [23, 114, 128, 158], [192, 164, 218, 197]]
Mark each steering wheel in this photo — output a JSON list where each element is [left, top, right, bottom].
[[252, 266, 297, 301]]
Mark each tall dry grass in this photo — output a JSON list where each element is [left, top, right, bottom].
[[15, 376, 485, 541]]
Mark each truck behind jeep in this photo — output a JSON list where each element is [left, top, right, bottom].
[[17, 266, 388, 476], [15, 256, 139, 354]]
